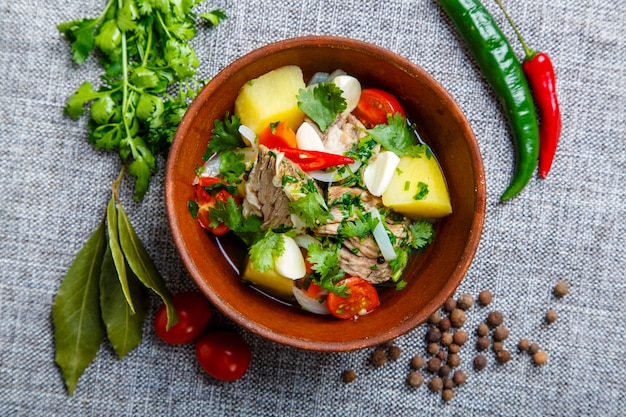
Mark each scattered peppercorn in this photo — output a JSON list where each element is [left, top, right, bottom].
[[443, 377, 454, 390], [441, 332, 453, 347], [457, 293, 475, 310], [496, 350, 511, 364], [447, 353, 461, 368], [518, 338, 529, 351], [426, 327, 442, 343], [442, 388, 454, 402], [341, 369, 356, 383], [436, 350, 447, 362], [388, 345, 401, 361], [439, 318, 451, 332], [448, 343, 461, 354], [439, 365, 451, 378], [428, 311, 442, 325], [453, 370, 467, 386], [533, 350, 548, 365], [407, 371, 424, 387], [453, 330, 469, 346], [429, 377, 443, 392], [371, 349, 387, 367], [553, 281, 569, 298], [492, 341, 504, 353], [450, 309, 467, 328], [493, 326, 509, 341], [428, 342, 440, 355], [427, 357, 442, 373], [545, 310, 558, 324], [487, 311, 504, 327], [410, 355, 425, 369], [476, 337, 490, 352], [444, 298, 457, 312], [478, 290, 493, 306], [529, 342, 540, 355], [473, 355, 487, 371], [477, 323, 490, 337]]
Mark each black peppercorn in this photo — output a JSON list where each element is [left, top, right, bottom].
[[447, 353, 461, 368], [453, 330, 468, 346], [496, 350, 511, 364], [440, 332, 453, 347], [407, 371, 424, 387], [443, 377, 454, 390], [529, 342, 540, 355], [477, 323, 490, 337], [410, 355, 425, 369], [493, 326, 509, 341], [453, 370, 467, 386], [457, 293, 474, 310], [476, 337, 490, 352], [428, 311, 442, 325], [533, 350, 548, 365], [473, 355, 487, 371], [518, 338, 530, 352], [429, 377, 443, 392], [478, 290, 493, 306], [439, 365, 451, 378], [487, 311, 504, 327], [427, 342, 439, 355], [442, 388, 454, 402], [427, 357, 442, 373], [450, 309, 467, 328], [426, 327, 442, 343], [388, 345, 401, 360], [436, 350, 447, 362], [492, 341, 504, 353], [439, 318, 451, 332], [553, 281, 569, 298], [448, 343, 461, 354], [341, 370, 356, 383], [444, 298, 457, 312], [545, 310, 558, 324], [371, 348, 387, 367]]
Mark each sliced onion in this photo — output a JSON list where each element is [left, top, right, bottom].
[[199, 155, 221, 179], [292, 287, 331, 315], [308, 71, 330, 86], [238, 124, 257, 151], [369, 207, 397, 262], [308, 160, 362, 183], [294, 234, 321, 250]]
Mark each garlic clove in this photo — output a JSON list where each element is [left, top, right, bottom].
[[296, 121, 325, 151], [363, 151, 401, 197], [274, 235, 307, 280], [332, 75, 361, 113]]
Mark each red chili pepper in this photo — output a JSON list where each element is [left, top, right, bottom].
[[495, 0, 562, 178], [277, 148, 355, 171]]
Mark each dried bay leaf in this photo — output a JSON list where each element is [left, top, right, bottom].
[[52, 220, 107, 395], [99, 245, 148, 358], [117, 204, 178, 329], [106, 196, 136, 313]]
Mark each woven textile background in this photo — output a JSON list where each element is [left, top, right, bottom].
[[1, 0, 624, 415]]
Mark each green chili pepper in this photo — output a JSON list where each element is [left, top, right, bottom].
[[439, 0, 539, 201]]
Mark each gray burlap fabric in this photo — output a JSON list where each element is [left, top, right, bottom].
[[1, 0, 624, 415]]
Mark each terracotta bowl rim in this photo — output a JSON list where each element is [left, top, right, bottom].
[[165, 35, 486, 351]]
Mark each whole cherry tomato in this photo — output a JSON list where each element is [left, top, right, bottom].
[[351, 88, 406, 128], [326, 276, 380, 319], [154, 291, 213, 344], [195, 330, 252, 381]]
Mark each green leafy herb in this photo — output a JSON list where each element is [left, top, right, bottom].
[[106, 195, 135, 313], [204, 113, 245, 158], [366, 113, 428, 158], [59, 0, 225, 199], [99, 246, 148, 359], [219, 150, 247, 184], [289, 191, 333, 228], [413, 182, 429, 200], [306, 242, 347, 296], [248, 229, 285, 273], [208, 197, 264, 246], [297, 82, 347, 131], [52, 220, 107, 396], [338, 212, 379, 240], [409, 220, 435, 249]]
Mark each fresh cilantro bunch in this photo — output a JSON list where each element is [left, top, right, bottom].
[[59, 0, 226, 199]]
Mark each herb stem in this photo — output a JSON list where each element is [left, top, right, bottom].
[[112, 166, 126, 202]]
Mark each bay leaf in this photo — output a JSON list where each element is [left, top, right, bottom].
[[106, 196, 136, 313], [116, 204, 178, 329], [52, 220, 107, 395], [99, 245, 148, 358]]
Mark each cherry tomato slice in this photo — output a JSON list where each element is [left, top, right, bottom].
[[195, 330, 252, 381], [352, 88, 406, 128], [195, 177, 238, 235], [326, 276, 381, 319], [154, 291, 213, 344]]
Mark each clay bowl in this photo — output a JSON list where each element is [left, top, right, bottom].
[[165, 36, 486, 352]]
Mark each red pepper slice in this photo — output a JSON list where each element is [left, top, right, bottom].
[[276, 148, 355, 171], [195, 176, 238, 235]]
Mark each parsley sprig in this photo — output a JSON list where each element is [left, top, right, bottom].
[[59, 0, 226, 199]]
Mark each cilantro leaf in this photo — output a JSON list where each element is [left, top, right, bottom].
[[219, 151, 247, 184], [199, 9, 227, 26], [204, 113, 246, 159], [288, 182, 333, 228], [338, 212, 379, 240], [306, 242, 347, 296], [57, 18, 99, 64], [297, 83, 347, 132], [207, 198, 264, 246], [409, 220, 435, 249], [248, 230, 285, 273], [366, 113, 428, 158]]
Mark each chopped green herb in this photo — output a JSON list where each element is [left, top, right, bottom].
[[409, 220, 435, 249], [404, 181, 411, 191], [297, 82, 347, 131], [413, 182, 429, 200], [204, 113, 245, 159], [187, 200, 199, 218]]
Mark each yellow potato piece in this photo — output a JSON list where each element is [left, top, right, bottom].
[[234, 65, 306, 134], [382, 155, 452, 219], [242, 259, 295, 300]]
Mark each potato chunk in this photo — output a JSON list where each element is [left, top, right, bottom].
[[242, 259, 295, 300], [234, 65, 306, 134], [382, 155, 452, 219]]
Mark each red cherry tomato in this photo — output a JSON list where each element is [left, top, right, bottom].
[[326, 276, 381, 319], [195, 177, 239, 235], [195, 330, 252, 381], [154, 291, 213, 344], [352, 88, 406, 128]]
